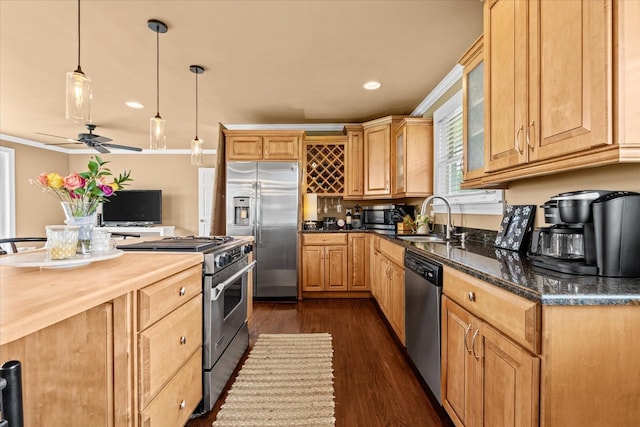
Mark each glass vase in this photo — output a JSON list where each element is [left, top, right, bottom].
[[61, 202, 97, 255]]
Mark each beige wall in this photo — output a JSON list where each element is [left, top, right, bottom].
[[3, 139, 217, 237]]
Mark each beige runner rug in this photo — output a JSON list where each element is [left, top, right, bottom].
[[212, 333, 335, 427]]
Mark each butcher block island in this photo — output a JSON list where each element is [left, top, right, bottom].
[[0, 251, 204, 427]]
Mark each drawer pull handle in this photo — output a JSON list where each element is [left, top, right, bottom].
[[471, 329, 481, 361], [179, 336, 187, 345], [179, 286, 186, 296], [179, 399, 186, 410], [468, 291, 475, 302], [463, 324, 472, 354]]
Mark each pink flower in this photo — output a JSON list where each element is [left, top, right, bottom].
[[64, 173, 86, 191], [37, 172, 49, 186], [100, 185, 114, 197]]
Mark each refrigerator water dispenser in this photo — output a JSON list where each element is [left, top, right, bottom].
[[233, 197, 251, 226]]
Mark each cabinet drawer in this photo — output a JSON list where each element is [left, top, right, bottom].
[[139, 348, 202, 427], [139, 295, 202, 407], [379, 238, 405, 266], [302, 233, 347, 246], [138, 265, 202, 331], [443, 267, 540, 354]]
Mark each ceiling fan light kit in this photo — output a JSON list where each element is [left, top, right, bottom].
[[65, 0, 92, 124], [148, 19, 168, 150], [190, 65, 204, 166]]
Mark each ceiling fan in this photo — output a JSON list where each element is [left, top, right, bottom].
[[36, 124, 142, 153]]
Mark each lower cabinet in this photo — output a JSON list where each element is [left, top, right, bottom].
[[301, 233, 348, 292], [347, 233, 369, 290]]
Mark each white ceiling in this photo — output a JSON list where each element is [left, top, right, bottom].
[[0, 0, 483, 152]]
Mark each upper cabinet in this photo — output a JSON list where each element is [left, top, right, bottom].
[[391, 117, 433, 198], [482, 0, 640, 185], [224, 130, 304, 161], [303, 136, 346, 196], [363, 116, 398, 198], [344, 124, 364, 199], [459, 35, 486, 187]]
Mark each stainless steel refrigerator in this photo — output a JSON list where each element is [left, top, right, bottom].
[[226, 162, 299, 299]]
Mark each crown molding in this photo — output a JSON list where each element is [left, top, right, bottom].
[[411, 64, 463, 116]]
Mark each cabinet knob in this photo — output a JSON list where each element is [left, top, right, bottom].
[[179, 399, 186, 410], [179, 336, 187, 345], [179, 286, 186, 296], [468, 291, 475, 302]]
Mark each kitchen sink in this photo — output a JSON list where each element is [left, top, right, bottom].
[[396, 235, 447, 243]]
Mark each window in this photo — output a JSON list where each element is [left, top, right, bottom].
[[0, 146, 16, 250], [432, 90, 503, 215]]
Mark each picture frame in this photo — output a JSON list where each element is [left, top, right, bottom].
[[494, 205, 536, 252]]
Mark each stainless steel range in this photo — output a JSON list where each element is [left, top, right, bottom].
[[118, 236, 255, 413]]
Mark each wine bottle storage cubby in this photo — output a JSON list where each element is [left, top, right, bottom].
[[305, 143, 345, 195]]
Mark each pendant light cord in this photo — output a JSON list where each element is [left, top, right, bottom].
[[195, 71, 199, 139], [156, 28, 160, 116], [76, 0, 81, 70]]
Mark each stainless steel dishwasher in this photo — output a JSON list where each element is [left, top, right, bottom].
[[405, 249, 443, 405]]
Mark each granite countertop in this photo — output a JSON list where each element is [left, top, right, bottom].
[[301, 229, 640, 306]]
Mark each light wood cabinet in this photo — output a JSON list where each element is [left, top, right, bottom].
[[363, 116, 405, 198], [301, 233, 348, 292], [459, 35, 487, 187], [348, 233, 369, 291], [391, 118, 433, 198], [0, 300, 130, 426], [344, 124, 364, 199], [483, 0, 640, 185], [442, 267, 540, 427], [224, 130, 303, 161]]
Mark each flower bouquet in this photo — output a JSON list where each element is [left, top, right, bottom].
[[31, 156, 132, 253]]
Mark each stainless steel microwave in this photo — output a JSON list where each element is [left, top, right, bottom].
[[362, 204, 415, 233]]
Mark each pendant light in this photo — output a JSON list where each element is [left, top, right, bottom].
[[65, 0, 92, 123], [148, 19, 168, 150], [190, 65, 204, 166]]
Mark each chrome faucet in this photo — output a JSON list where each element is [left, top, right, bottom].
[[420, 195, 455, 240]]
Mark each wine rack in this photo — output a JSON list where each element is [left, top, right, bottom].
[[304, 142, 345, 195]]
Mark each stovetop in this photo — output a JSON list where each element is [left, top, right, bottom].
[[118, 236, 236, 253]]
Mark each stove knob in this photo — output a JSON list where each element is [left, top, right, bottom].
[[244, 244, 253, 254], [215, 253, 226, 267], [225, 253, 233, 264]]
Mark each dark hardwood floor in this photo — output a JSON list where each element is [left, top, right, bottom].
[[187, 299, 452, 427]]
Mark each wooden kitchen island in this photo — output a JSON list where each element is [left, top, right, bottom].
[[0, 251, 204, 427]]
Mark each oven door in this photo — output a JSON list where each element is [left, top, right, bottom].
[[203, 258, 256, 369]]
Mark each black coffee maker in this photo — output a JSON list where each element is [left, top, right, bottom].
[[530, 190, 640, 277]]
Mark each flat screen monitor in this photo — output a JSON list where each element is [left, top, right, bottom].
[[101, 190, 162, 226]]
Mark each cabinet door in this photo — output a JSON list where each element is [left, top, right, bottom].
[[363, 123, 391, 197], [227, 136, 263, 160], [476, 320, 540, 427], [485, 0, 529, 172], [442, 296, 475, 427], [264, 135, 299, 160], [392, 123, 406, 196], [325, 245, 348, 291], [529, 0, 610, 161], [461, 36, 486, 184], [345, 127, 364, 198], [302, 245, 324, 291], [388, 261, 405, 343], [348, 233, 369, 291]]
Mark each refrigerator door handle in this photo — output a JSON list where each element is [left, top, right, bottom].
[[256, 181, 263, 246]]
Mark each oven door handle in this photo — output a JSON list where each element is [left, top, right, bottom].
[[211, 260, 257, 301]]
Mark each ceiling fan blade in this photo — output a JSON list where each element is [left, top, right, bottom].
[[35, 132, 78, 142], [101, 142, 143, 152], [43, 142, 84, 146], [91, 135, 113, 144], [84, 141, 111, 154]]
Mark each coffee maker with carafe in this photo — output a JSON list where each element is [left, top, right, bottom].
[[530, 190, 640, 277]]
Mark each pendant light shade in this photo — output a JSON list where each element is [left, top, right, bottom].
[[65, 0, 92, 123], [148, 19, 168, 150], [190, 65, 204, 166]]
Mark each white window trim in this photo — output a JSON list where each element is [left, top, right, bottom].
[[0, 146, 16, 247], [431, 90, 503, 216]]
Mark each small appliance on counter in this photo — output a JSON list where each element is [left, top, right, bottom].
[[529, 190, 640, 277], [322, 217, 337, 230], [362, 204, 415, 234]]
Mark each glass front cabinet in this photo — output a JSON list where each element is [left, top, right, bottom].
[[460, 35, 485, 187]]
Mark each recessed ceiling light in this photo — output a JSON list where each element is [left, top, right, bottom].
[[363, 81, 382, 90], [126, 101, 144, 109]]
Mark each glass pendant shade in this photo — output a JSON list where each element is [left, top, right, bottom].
[[191, 137, 203, 165], [65, 69, 92, 123], [150, 114, 166, 150]]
